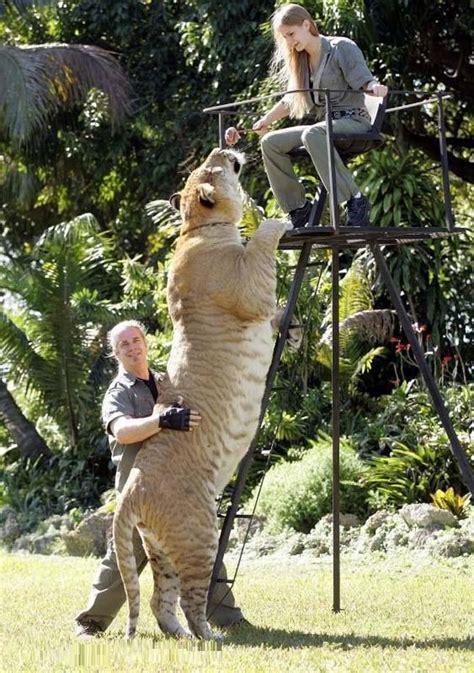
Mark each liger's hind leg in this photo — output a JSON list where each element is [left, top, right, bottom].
[[171, 533, 221, 640], [148, 551, 190, 638]]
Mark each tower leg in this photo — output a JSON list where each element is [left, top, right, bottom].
[[332, 246, 341, 612], [371, 244, 474, 494]]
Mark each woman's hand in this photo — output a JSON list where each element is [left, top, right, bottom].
[[365, 81, 388, 97], [252, 117, 270, 136], [371, 83, 388, 97], [224, 127, 241, 146]]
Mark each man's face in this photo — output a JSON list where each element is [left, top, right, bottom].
[[114, 326, 148, 370]]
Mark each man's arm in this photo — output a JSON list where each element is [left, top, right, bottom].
[[110, 404, 202, 444], [110, 408, 162, 444]]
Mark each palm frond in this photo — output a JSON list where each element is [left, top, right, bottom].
[[2, 0, 57, 11], [0, 43, 131, 143], [351, 346, 388, 381], [339, 262, 373, 322], [239, 192, 266, 238], [0, 310, 47, 382], [145, 198, 182, 230], [0, 213, 123, 435], [322, 261, 373, 331]]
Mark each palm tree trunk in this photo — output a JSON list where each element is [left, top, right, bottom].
[[0, 378, 52, 460]]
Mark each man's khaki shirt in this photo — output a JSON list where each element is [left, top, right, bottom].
[[101, 369, 166, 492]]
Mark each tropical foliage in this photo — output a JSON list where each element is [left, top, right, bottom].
[[0, 0, 472, 543], [430, 487, 471, 518]]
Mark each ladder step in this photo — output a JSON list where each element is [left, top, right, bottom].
[[287, 260, 321, 270], [217, 512, 253, 519], [214, 578, 235, 584]]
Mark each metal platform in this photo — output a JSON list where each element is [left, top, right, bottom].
[[280, 226, 466, 248]]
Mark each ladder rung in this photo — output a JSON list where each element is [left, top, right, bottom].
[[287, 261, 322, 270], [215, 578, 235, 584]]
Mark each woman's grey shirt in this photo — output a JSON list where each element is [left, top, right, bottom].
[[283, 35, 374, 120]]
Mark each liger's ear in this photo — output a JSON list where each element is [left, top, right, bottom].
[[198, 182, 215, 208], [169, 192, 181, 210]]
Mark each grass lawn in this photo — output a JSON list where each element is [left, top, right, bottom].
[[1, 551, 473, 672]]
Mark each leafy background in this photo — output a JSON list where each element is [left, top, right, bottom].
[[0, 0, 472, 538]]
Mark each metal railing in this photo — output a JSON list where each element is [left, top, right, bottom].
[[203, 89, 455, 231]]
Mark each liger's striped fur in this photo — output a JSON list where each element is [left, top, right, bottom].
[[113, 148, 287, 639]]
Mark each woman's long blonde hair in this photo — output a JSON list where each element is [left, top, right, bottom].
[[270, 3, 319, 119]]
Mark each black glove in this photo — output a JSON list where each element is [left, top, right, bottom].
[[158, 405, 191, 431]]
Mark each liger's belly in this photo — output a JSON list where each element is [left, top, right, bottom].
[[167, 320, 274, 490]]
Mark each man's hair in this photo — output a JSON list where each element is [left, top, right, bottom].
[[107, 320, 147, 357]]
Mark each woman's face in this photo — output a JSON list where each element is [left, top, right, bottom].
[[277, 19, 312, 52]]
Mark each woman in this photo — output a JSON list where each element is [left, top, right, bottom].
[[225, 3, 388, 228]]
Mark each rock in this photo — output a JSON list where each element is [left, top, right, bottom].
[[459, 509, 474, 539], [0, 510, 20, 544], [428, 531, 474, 558], [286, 533, 306, 556], [362, 510, 391, 535], [306, 516, 332, 552], [384, 526, 409, 550], [408, 528, 436, 549], [233, 514, 266, 543], [12, 531, 61, 554], [246, 532, 280, 558], [399, 504, 459, 529], [355, 512, 409, 554], [322, 513, 361, 528], [62, 511, 113, 557]]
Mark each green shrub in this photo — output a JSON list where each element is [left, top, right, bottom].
[[251, 433, 368, 533], [361, 382, 473, 509]]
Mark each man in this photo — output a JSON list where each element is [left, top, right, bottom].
[[75, 320, 245, 638]]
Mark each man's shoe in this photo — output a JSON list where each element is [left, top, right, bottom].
[[289, 200, 313, 229], [75, 619, 103, 640], [208, 605, 248, 628], [345, 194, 370, 227]]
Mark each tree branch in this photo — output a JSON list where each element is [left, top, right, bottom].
[[402, 126, 474, 183], [0, 378, 52, 460]]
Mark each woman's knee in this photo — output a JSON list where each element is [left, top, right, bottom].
[[301, 125, 326, 150], [260, 131, 280, 155]]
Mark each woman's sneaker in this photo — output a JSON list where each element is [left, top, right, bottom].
[[345, 194, 370, 227], [289, 200, 313, 229]]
